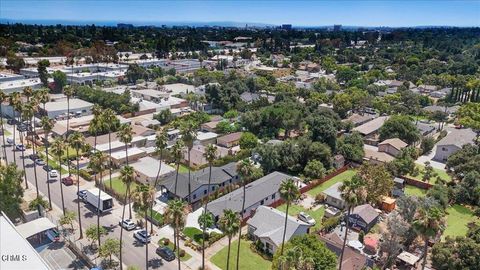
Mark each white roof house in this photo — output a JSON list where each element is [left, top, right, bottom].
[[160, 83, 195, 95], [0, 78, 43, 94], [0, 213, 50, 270], [131, 156, 176, 184], [42, 98, 94, 118]]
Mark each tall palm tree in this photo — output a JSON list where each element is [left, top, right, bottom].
[[51, 138, 67, 214], [68, 131, 86, 239], [41, 116, 54, 209], [235, 159, 254, 270], [180, 120, 198, 204], [164, 198, 188, 270], [279, 178, 300, 255], [132, 184, 155, 270], [413, 207, 445, 270], [63, 86, 75, 176], [201, 144, 217, 269], [338, 175, 366, 270], [101, 108, 117, 190], [88, 104, 103, 186], [119, 165, 135, 270], [171, 140, 185, 194], [218, 209, 240, 270], [9, 92, 21, 165], [88, 151, 108, 249], [22, 102, 39, 196], [150, 130, 168, 233], [117, 123, 134, 218], [0, 92, 8, 163]]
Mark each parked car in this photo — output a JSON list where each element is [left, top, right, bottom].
[[156, 246, 175, 261], [133, 229, 151, 243], [35, 159, 46, 166], [7, 119, 15, 125], [77, 190, 87, 200], [17, 124, 27, 132], [15, 144, 26, 151], [49, 170, 59, 178], [43, 165, 53, 172], [6, 137, 14, 145], [29, 153, 39, 160], [45, 228, 60, 242], [119, 219, 136, 231], [298, 212, 316, 226], [62, 176, 74, 186]]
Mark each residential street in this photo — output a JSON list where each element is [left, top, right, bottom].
[[1, 128, 180, 270]]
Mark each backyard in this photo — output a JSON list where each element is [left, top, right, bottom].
[[405, 185, 427, 197], [211, 239, 272, 270], [104, 177, 139, 195], [406, 164, 452, 184], [277, 203, 325, 231], [443, 204, 479, 238], [306, 169, 357, 197]]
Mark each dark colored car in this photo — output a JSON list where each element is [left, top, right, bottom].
[[43, 165, 53, 172], [156, 246, 175, 261], [29, 153, 39, 160], [15, 144, 26, 151], [62, 176, 74, 186]]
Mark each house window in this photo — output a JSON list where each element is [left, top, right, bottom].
[[193, 194, 197, 200], [260, 199, 264, 205], [212, 186, 215, 191], [204, 190, 207, 195], [271, 194, 276, 200], [442, 147, 447, 151]]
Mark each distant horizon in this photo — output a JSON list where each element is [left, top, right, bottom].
[[1, 1, 479, 28], [1, 18, 478, 29]]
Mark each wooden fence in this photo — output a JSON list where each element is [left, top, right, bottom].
[[299, 165, 350, 194], [400, 175, 433, 190]]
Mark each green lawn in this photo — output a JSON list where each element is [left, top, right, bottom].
[[47, 159, 68, 174], [306, 169, 357, 197], [183, 227, 204, 244], [406, 164, 452, 184], [405, 185, 427, 197], [443, 204, 479, 238], [211, 240, 271, 270], [2, 129, 11, 136], [158, 238, 192, 261], [277, 203, 325, 231], [168, 163, 191, 174], [104, 177, 139, 195]]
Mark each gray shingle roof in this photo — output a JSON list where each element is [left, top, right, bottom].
[[207, 171, 291, 218], [436, 128, 476, 148], [160, 162, 238, 199], [247, 206, 309, 246], [351, 204, 379, 224], [322, 182, 344, 201]]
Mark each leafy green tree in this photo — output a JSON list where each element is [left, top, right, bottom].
[[337, 131, 364, 162], [99, 238, 121, 267], [446, 144, 480, 178], [68, 131, 86, 239], [272, 234, 337, 270], [52, 70, 67, 93], [239, 132, 258, 149], [422, 161, 437, 182], [303, 160, 326, 181], [59, 211, 76, 232], [154, 109, 174, 125], [126, 64, 147, 83], [86, 225, 107, 250], [413, 207, 446, 270], [432, 229, 480, 270], [454, 171, 480, 206], [457, 102, 480, 146], [28, 196, 49, 211], [332, 93, 353, 118], [164, 199, 188, 270], [356, 163, 393, 206], [131, 184, 155, 270], [420, 137, 436, 155], [379, 115, 420, 144], [388, 147, 417, 176], [0, 164, 24, 219], [37, 59, 50, 87]]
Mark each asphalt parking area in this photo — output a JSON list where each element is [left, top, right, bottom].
[[37, 241, 88, 270]]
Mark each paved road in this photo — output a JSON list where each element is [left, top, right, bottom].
[[1, 134, 177, 270]]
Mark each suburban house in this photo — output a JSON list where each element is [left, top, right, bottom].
[[322, 182, 346, 209], [207, 171, 294, 220], [347, 204, 380, 232], [159, 162, 239, 209], [416, 121, 436, 136], [182, 144, 229, 167], [319, 232, 372, 270], [247, 206, 310, 254], [201, 120, 222, 132], [353, 116, 389, 145], [378, 138, 408, 157], [363, 146, 395, 165], [216, 132, 243, 148], [342, 113, 376, 127], [41, 98, 94, 119], [195, 131, 218, 145], [433, 128, 476, 162], [109, 147, 146, 166], [131, 156, 176, 184]]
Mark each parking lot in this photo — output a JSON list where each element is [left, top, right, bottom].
[[37, 241, 88, 270]]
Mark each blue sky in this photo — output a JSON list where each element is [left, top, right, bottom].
[[1, 1, 479, 27]]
